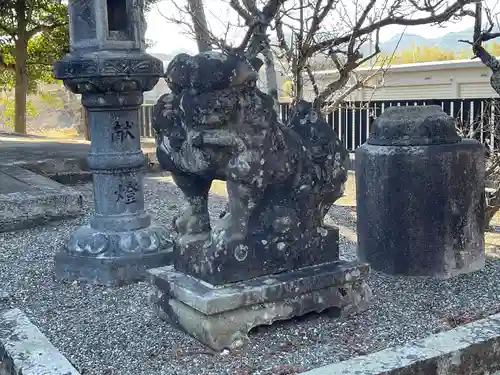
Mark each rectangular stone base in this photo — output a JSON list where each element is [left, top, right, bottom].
[[148, 260, 371, 351], [0, 166, 83, 233]]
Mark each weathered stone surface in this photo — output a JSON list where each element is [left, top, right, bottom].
[[52, 0, 172, 284], [153, 51, 348, 285], [368, 105, 461, 146], [55, 225, 174, 285], [0, 166, 83, 233], [0, 308, 81, 375], [299, 312, 500, 375], [165, 52, 262, 94], [151, 50, 369, 350], [356, 106, 485, 278], [149, 261, 371, 351]]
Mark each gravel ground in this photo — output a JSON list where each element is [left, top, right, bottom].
[[1, 172, 500, 375]]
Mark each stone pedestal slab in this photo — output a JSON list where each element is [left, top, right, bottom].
[[356, 105, 485, 278], [148, 261, 371, 351]]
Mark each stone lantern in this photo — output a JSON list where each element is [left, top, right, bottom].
[[53, 0, 172, 285]]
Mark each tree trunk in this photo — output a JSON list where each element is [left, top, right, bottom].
[[81, 106, 90, 141], [263, 49, 279, 112], [293, 0, 304, 104], [186, 0, 211, 53], [14, 0, 28, 134], [294, 67, 304, 103]]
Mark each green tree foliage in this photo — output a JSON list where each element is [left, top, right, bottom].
[[485, 41, 500, 57], [0, 0, 68, 133], [0, 23, 69, 90], [0, 94, 39, 129], [379, 43, 457, 65], [281, 80, 294, 99], [0, 0, 160, 133]]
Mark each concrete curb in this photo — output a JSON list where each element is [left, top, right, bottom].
[[299, 312, 500, 375], [0, 308, 81, 375], [8, 151, 160, 185], [0, 166, 84, 233]]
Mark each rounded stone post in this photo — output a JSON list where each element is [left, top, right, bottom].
[[52, 0, 172, 285], [356, 105, 485, 278]]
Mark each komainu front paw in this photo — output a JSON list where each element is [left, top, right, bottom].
[[173, 208, 211, 235]]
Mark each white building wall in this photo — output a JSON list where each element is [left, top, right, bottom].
[[143, 58, 499, 105], [303, 59, 500, 103]]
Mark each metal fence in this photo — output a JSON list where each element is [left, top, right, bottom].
[[140, 98, 499, 151], [139, 105, 155, 138]]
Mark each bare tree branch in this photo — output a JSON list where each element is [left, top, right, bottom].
[[242, 0, 259, 16], [159, 0, 478, 116], [321, 67, 385, 113], [157, 1, 234, 52], [275, 16, 293, 62], [229, 0, 253, 24], [186, 0, 212, 52], [271, 0, 476, 111], [305, 64, 319, 97], [310, 0, 476, 56], [243, 0, 288, 58], [314, 22, 380, 107], [460, 1, 500, 74]]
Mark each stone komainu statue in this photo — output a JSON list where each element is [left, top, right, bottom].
[[153, 51, 348, 285]]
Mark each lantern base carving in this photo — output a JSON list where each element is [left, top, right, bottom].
[[54, 222, 174, 285]]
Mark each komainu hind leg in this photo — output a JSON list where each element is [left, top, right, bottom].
[[171, 172, 212, 236]]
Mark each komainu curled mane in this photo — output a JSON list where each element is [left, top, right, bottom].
[[153, 51, 347, 285]]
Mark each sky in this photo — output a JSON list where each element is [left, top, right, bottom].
[[145, 0, 495, 54]]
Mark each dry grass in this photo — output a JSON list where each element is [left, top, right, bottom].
[[336, 171, 356, 207], [31, 128, 81, 139], [485, 233, 500, 258], [186, 173, 358, 208], [209, 180, 227, 197], [486, 214, 500, 257], [0, 133, 86, 144]]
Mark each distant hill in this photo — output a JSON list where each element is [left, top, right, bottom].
[[151, 27, 492, 59], [269, 27, 482, 56], [380, 33, 429, 53], [380, 27, 500, 53], [149, 27, 496, 73]]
